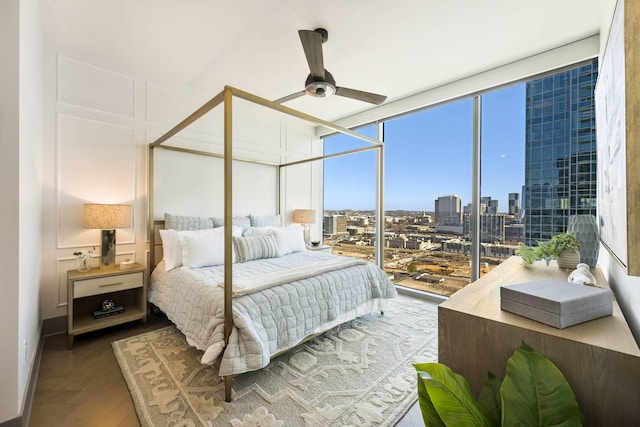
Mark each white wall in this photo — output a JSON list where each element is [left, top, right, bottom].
[[18, 0, 43, 415], [151, 98, 321, 225], [0, 1, 21, 421], [597, 0, 640, 344], [0, 0, 43, 422], [40, 50, 321, 321]]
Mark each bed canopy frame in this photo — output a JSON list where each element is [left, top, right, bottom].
[[148, 85, 384, 401]]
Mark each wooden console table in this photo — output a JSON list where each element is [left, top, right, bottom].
[[439, 256, 640, 426]]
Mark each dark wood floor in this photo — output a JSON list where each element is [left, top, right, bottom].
[[30, 313, 171, 427], [29, 292, 433, 426]]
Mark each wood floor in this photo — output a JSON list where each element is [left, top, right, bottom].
[[30, 313, 172, 427], [29, 292, 437, 426]]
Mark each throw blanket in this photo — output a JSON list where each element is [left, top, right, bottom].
[[218, 256, 366, 296]]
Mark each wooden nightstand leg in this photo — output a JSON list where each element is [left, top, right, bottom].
[[68, 334, 74, 350]]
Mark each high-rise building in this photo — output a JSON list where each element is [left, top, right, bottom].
[[323, 215, 347, 236], [508, 192, 521, 217], [463, 213, 506, 243], [435, 195, 462, 225], [486, 199, 499, 215], [523, 58, 598, 245]]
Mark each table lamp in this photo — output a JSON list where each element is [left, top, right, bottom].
[[83, 204, 131, 268], [293, 209, 316, 247]]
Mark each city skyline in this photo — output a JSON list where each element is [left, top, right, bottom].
[[323, 84, 525, 212]]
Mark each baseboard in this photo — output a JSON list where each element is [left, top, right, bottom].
[[0, 330, 43, 427], [0, 416, 21, 427], [41, 315, 67, 337], [20, 324, 46, 427], [1, 316, 66, 427]]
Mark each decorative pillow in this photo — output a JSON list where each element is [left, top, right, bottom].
[[272, 224, 306, 256], [243, 226, 277, 237], [180, 232, 237, 269], [164, 213, 214, 231], [233, 234, 279, 263], [212, 216, 251, 233], [159, 226, 242, 271], [249, 214, 282, 227]]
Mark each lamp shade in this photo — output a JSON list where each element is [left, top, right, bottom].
[[293, 209, 316, 224], [83, 204, 131, 229]]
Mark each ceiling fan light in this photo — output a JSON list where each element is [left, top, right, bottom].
[[305, 81, 336, 98]]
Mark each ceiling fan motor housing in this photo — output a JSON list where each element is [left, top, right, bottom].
[[305, 70, 336, 98]]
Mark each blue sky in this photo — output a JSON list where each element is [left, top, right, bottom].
[[324, 83, 526, 212]]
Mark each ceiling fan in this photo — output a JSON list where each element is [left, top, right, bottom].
[[274, 28, 387, 105]]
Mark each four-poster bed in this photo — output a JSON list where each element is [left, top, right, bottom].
[[147, 86, 395, 402]]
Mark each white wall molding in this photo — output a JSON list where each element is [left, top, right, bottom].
[[42, 52, 320, 322], [57, 55, 135, 118], [55, 114, 136, 249]]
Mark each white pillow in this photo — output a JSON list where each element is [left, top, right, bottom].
[[272, 224, 306, 256], [180, 232, 238, 269], [243, 226, 277, 237], [159, 229, 183, 271], [159, 226, 242, 271]]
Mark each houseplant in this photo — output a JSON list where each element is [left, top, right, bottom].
[[73, 247, 94, 272], [414, 341, 584, 427], [515, 233, 580, 268]]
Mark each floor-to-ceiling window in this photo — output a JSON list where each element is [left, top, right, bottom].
[[323, 59, 597, 298], [479, 84, 526, 276], [382, 99, 473, 295], [323, 124, 379, 263]]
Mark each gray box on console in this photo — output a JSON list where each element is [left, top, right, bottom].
[[500, 279, 613, 329]]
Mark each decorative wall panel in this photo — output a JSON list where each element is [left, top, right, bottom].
[[58, 56, 135, 117], [146, 83, 214, 135], [57, 115, 136, 248]]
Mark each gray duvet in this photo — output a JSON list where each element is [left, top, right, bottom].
[[149, 250, 397, 376]]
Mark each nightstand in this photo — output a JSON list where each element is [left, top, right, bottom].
[[67, 263, 147, 349], [308, 244, 333, 254]]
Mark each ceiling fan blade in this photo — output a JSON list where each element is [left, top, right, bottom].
[[298, 30, 325, 79], [335, 86, 387, 105], [273, 90, 306, 104]]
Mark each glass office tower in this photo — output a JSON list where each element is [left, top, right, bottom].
[[523, 58, 598, 245]]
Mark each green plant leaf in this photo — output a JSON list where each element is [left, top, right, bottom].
[[414, 365, 446, 427], [414, 363, 492, 427], [478, 371, 502, 427], [515, 246, 536, 264], [501, 342, 584, 426]]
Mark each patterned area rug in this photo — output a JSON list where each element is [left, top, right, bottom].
[[112, 300, 437, 426]]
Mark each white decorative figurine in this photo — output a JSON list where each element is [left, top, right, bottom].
[[568, 263, 597, 287]]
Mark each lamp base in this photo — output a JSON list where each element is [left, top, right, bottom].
[[100, 229, 116, 268], [302, 224, 311, 248]]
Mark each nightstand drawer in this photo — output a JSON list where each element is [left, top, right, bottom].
[[73, 271, 143, 299]]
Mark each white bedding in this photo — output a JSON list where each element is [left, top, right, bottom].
[[149, 250, 397, 376], [218, 255, 367, 296]]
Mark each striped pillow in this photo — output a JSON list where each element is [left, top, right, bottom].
[[233, 234, 279, 263], [249, 214, 281, 227]]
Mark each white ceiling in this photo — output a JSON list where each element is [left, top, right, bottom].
[[41, 0, 615, 122]]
